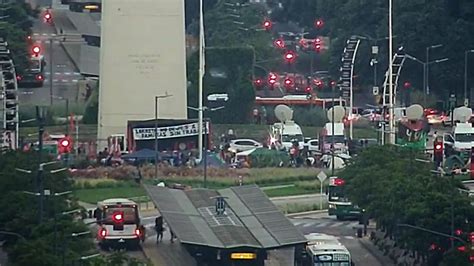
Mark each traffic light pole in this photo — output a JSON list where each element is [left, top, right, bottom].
[[36, 106, 45, 223], [49, 38, 53, 106]]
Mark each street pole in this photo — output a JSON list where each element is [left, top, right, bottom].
[[198, 0, 205, 162], [49, 38, 53, 106], [203, 118, 207, 188], [425, 44, 443, 106], [65, 99, 69, 135], [464, 50, 474, 106], [331, 84, 335, 176], [36, 106, 45, 223], [388, 0, 395, 144], [154, 97, 158, 179], [450, 172, 454, 249]]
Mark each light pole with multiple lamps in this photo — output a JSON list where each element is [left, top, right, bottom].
[[405, 54, 449, 105], [154, 93, 172, 179], [464, 49, 474, 107]]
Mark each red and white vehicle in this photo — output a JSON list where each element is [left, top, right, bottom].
[[424, 108, 446, 125], [95, 198, 145, 250]]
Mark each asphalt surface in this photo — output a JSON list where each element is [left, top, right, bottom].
[[291, 212, 394, 266], [18, 5, 82, 106]]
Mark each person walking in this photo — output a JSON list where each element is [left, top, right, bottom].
[[170, 229, 176, 243], [155, 216, 164, 243]]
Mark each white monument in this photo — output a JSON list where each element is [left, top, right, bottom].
[[97, 0, 187, 149]]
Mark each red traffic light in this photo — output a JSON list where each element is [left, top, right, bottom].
[[283, 77, 294, 89], [254, 78, 264, 88], [313, 79, 323, 88], [284, 51, 296, 63], [305, 86, 313, 93], [268, 72, 277, 81], [469, 232, 474, 242], [314, 43, 322, 53], [263, 19, 272, 30], [455, 229, 463, 236], [112, 211, 124, 223], [32, 45, 41, 55], [44, 13, 51, 20], [315, 19, 324, 29], [404, 81, 411, 89], [60, 139, 70, 147], [58, 136, 73, 154], [274, 39, 285, 49]]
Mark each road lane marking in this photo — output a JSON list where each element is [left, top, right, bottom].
[[55, 72, 61, 75], [73, 72, 81, 75], [292, 221, 304, 226], [303, 222, 315, 228], [344, 236, 355, 239], [52, 79, 59, 82], [329, 222, 345, 228], [314, 222, 330, 227], [64, 72, 71, 75], [61, 79, 68, 82], [33, 33, 39, 36], [42, 33, 48, 36], [72, 79, 78, 82]]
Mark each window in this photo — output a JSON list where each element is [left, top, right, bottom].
[[103, 207, 137, 224], [455, 133, 474, 142], [282, 134, 304, 142]]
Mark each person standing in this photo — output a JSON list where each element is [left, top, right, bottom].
[[155, 216, 164, 243]]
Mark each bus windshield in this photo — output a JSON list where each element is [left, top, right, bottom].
[[28, 57, 42, 72], [103, 206, 138, 224], [328, 186, 349, 202], [313, 262, 350, 266]]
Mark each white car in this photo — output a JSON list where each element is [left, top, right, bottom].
[[229, 139, 262, 153], [306, 139, 320, 152]]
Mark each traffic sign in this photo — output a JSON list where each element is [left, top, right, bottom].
[[372, 86, 379, 96], [464, 98, 469, 107], [317, 171, 328, 183]]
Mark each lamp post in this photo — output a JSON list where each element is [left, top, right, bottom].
[[388, 0, 395, 144], [464, 50, 474, 107], [405, 54, 449, 106], [425, 44, 443, 105], [154, 93, 172, 179], [198, 0, 205, 162]]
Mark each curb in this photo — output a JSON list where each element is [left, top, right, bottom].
[[285, 209, 328, 218], [270, 193, 325, 200]]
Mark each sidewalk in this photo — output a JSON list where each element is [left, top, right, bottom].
[[141, 226, 196, 266], [358, 236, 395, 266]]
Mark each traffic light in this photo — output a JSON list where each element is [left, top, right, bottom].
[[433, 139, 443, 167], [469, 232, 474, 242], [314, 38, 322, 53], [313, 79, 323, 88], [44, 11, 52, 23], [305, 86, 312, 94], [330, 80, 337, 88], [284, 50, 296, 64], [314, 19, 324, 29], [404, 81, 411, 89], [263, 19, 272, 31], [253, 78, 264, 89], [31, 45, 41, 57], [268, 72, 277, 90], [274, 39, 285, 49], [58, 136, 73, 154], [283, 77, 294, 90]]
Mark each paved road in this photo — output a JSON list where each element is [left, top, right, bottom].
[[18, 5, 82, 106], [271, 193, 327, 208], [290, 212, 395, 266]]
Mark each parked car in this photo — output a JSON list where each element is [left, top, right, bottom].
[[306, 139, 320, 152], [229, 139, 262, 153], [424, 108, 445, 125]]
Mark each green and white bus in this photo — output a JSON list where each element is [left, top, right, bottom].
[[327, 177, 363, 221], [305, 233, 353, 266]]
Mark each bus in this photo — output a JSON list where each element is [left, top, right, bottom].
[[94, 198, 145, 250], [327, 177, 363, 221], [17, 55, 45, 88], [396, 119, 429, 150], [305, 233, 353, 266]]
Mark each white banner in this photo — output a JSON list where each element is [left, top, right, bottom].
[[133, 122, 208, 140], [2, 131, 17, 150]]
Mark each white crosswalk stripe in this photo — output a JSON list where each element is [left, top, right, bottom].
[[329, 222, 345, 228], [302, 222, 315, 228], [292, 221, 305, 226], [314, 221, 330, 228]]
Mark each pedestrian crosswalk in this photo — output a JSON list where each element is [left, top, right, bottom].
[[291, 219, 359, 229]]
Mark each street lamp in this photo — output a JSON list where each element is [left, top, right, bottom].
[[154, 93, 172, 179], [405, 54, 449, 106], [425, 44, 443, 105], [464, 49, 474, 107]]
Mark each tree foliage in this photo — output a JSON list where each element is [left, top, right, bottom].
[[0, 1, 37, 72], [339, 145, 474, 265], [269, 0, 474, 104]]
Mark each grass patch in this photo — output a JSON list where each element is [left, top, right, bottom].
[[75, 186, 147, 204]]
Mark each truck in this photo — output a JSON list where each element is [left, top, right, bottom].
[[320, 122, 348, 155], [269, 120, 304, 150], [395, 118, 429, 150], [443, 122, 474, 169], [94, 198, 145, 250], [304, 233, 353, 266]]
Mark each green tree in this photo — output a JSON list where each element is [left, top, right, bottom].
[[340, 145, 474, 264]]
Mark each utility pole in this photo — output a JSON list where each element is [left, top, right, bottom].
[[49, 38, 53, 106], [198, 0, 205, 162], [331, 84, 335, 176], [388, 0, 395, 144]]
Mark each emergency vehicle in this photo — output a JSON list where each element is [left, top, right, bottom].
[[95, 198, 145, 249]]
